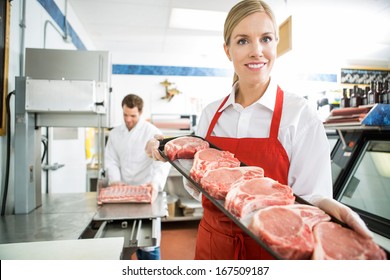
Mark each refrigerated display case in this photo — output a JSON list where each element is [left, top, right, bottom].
[[326, 130, 340, 156], [328, 127, 390, 252], [326, 130, 343, 186]]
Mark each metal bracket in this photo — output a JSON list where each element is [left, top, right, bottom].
[[42, 162, 65, 171], [128, 220, 140, 247], [337, 129, 347, 150], [94, 221, 108, 239]]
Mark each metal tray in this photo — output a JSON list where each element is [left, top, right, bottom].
[[94, 192, 167, 221], [158, 135, 285, 259], [94, 179, 168, 221], [158, 135, 390, 260]]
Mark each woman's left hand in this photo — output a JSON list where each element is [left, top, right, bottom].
[[310, 195, 373, 239]]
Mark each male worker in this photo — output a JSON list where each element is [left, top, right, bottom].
[[105, 93, 171, 260]]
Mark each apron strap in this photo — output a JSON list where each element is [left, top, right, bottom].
[[206, 95, 229, 138], [269, 86, 284, 139], [208, 88, 284, 140]]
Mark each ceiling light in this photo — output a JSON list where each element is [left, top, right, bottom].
[[169, 8, 227, 32]]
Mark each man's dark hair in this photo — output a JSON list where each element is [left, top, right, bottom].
[[122, 94, 143, 112]]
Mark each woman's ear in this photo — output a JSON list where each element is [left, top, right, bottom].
[[223, 43, 232, 61]]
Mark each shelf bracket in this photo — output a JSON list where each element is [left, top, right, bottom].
[[337, 129, 347, 150]]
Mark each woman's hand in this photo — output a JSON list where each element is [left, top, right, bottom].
[[310, 195, 373, 239], [145, 134, 166, 162]]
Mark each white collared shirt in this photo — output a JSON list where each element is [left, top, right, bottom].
[[104, 119, 171, 191], [196, 79, 332, 201]]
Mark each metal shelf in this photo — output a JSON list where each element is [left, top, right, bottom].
[[324, 103, 390, 132], [324, 124, 390, 150], [162, 215, 201, 222], [324, 124, 388, 131]]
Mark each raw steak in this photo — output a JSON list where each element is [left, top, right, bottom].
[[200, 166, 264, 200], [164, 136, 209, 161], [190, 148, 241, 183], [312, 221, 387, 260], [224, 177, 295, 218], [284, 204, 331, 228], [97, 183, 155, 205], [248, 204, 330, 259]]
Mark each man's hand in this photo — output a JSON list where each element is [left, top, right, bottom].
[[145, 134, 166, 162]]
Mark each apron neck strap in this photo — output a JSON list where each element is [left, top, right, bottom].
[[206, 95, 229, 138], [269, 86, 284, 139], [206, 86, 284, 139]]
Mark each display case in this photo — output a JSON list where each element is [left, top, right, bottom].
[[328, 128, 390, 251], [326, 130, 343, 186]]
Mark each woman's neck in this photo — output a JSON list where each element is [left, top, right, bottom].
[[235, 79, 270, 108]]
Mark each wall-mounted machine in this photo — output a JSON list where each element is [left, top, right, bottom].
[[14, 48, 111, 214]]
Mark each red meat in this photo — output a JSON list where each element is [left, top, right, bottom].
[[97, 183, 155, 205], [200, 166, 264, 200], [224, 177, 295, 218], [248, 204, 331, 259], [164, 136, 209, 161], [190, 148, 241, 183], [312, 221, 387, 260]]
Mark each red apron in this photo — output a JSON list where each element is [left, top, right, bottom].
[[195, 86, 290, 260]]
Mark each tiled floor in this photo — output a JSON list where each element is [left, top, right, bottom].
[[161, 220, 200, 260], [131, 220, 200, 260]]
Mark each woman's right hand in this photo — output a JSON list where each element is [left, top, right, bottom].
[[145, 134, 167, 162]]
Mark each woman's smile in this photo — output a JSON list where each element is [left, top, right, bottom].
[[246, 62, 267, 70]]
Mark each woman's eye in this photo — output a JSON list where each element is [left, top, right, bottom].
[[237, 38, 248, 45], [261, 36, 273, 43]]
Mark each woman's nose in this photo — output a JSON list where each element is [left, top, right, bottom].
[[249, 41, 263, 58]]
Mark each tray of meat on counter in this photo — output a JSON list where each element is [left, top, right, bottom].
[[158, 135, 389, 260], [94, 179, 167, 221]]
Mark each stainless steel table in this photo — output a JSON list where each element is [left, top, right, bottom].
[[81, 192, 168, 254], [0, 191, 168, 260], [0, 193, 97, 244]]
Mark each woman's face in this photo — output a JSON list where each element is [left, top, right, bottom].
[[224, 12, 277, 86]]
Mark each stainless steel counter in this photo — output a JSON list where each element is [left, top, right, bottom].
[[0, 192, 168, 260], [0, 193, 97, 244]]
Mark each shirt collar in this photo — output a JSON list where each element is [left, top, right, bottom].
[[218, 78, 278, 112], [120, 118, 144, 133]]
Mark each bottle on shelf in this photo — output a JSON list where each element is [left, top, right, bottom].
[[387, 80, 390, 105], [368, 81, 379, 105], [361, 86, 369, 106], [340, 88, 350, 108], [380, 80, 388, 104], [376, 81, 383, 103], [349, 88, 355, 107], [350, 86, 362, 107]]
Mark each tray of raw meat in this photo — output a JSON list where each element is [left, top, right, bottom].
[[158, 135, 388, 260], [97, 182, 156, 205]]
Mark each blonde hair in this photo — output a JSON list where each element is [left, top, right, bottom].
[[224, 0, 279, 85]]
